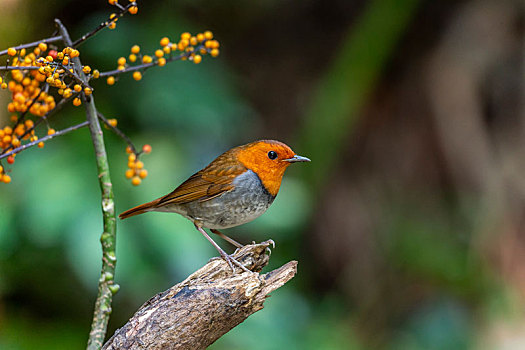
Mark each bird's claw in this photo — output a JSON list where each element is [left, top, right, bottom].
[[263, 239, 275, 256]]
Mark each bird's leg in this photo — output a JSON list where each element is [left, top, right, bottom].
[[210, 229, 244, 249], [194, 223, 251, 273]]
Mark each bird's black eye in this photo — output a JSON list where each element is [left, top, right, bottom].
[[267, 151, 278, 160]]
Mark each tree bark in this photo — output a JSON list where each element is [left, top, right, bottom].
[[103, 240, 297, 350]]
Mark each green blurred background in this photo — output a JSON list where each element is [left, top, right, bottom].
[[1, 0, 525, 349]]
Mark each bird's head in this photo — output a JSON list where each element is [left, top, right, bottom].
[[236, 140, 310, 196]]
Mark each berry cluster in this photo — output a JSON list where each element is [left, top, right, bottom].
[[0, 0, 219, 187], [0, 42, 92, 183], [33, 46, 95, 108], [125, 144, 151, 186], [105, 31, 220, 85]]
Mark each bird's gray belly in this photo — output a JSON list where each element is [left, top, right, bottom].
[[164, 170, 275, 229]]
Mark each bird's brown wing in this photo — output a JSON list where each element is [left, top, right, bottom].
[[156, 155, 247, 206]]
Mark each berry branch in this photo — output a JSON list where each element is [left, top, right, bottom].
[[0, 121, 89, 160], [72, 1, 137, 48], [0, 121, 89, 159], [0, 35, 62, 56], [97, 111, 137, 154], [0, 1, 221, 348]]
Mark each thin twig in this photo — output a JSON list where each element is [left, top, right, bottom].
[[71, 2, 137, 48], [0, 66, 40, 71], [97, 112, 137, 154], [0, 35, 62, 56], [0, 121, 89, 160], [55, 18, 117, 350]]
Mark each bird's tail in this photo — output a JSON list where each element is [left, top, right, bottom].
[[119, 198, 160, 219]]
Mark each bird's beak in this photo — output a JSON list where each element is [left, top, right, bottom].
[[283, 154, 311, 163]]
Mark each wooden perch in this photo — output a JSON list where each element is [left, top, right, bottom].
[[103, 240, 297, 350]]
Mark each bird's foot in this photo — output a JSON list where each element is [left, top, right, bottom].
[[222, 253, 252, 273]]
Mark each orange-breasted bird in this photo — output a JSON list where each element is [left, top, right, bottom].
[[119, 140, 310, 272]]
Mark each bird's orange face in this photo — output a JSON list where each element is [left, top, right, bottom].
[[236, 140, 309, 196]]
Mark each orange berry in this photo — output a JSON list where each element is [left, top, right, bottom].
[[131, 45, 140, 54], [83, 66, 91, 74], [7, 155, 14, 164], [125, 169, 134, 179], [132, 71, 142, 81], [2, 174, 11, 183], [108, 22, 117, 30], [142, 144, 152, 153], [70, 49, 80, 58], [204, 31, 213, 40], [0, 165, 3, 172], [108, 118, 118, 127], [179, 39, 189, 50], [92, 69, 100, 78], [157, 58, 166, 66], [163, 46, 171, 54], [155, 49, 164, 58], [135, 160, 144, 169], [193, 55, 202, 64], [210, 48, 219, 57], [74, 84, 82, 92], [196, 33, 205, 42], [160, 37, 170, 47], [7, 48, 16, 56], [63, 88, 72, 98], [129, 53, 137, 62], [131, 176, 141, 186], [128, 153, 136, 161], [108, 0, 118, 4], [107, 76, 115, 85], [138, 169, 148, 179], [1, 83, 7, 89], [142, 55, 152, 64], [47, 128, 56, 135], [129, 6, 138, 14], [38, 42, 47, 51], [126, 145, 133, 154], [84, 87, 92, 95], [38, 141, 44, 148], [117, 57, 126, 66], [73, 97, 82, 106]]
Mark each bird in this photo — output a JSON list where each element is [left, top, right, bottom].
[[119, 139, 310, 272]]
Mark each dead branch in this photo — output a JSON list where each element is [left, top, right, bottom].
[[103, 240, 297, 350]]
